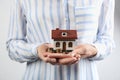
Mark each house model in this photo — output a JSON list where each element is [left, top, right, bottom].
[[51, 28, 78, 53]]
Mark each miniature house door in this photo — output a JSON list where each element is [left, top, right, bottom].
[[63, 42, 66, 51]]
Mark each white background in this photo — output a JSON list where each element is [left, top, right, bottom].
[[0, 0, 120, 80]]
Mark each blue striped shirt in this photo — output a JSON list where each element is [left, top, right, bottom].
[[7, 0, 115, 80]]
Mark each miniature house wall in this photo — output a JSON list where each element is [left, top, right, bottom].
[[52, 28, 77, 53]]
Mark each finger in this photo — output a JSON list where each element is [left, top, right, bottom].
[[46, 43, 54, 48], [74, 45, 83, 49], [58, 57, 77, 65], [41, 44, 49, 50], [72, 48, 84, 55], [44, 57, 57, 63], [43, 52, 56, 57], [49, 59, 59, 65], [49, 61, 58, 65], [81, 50, 93, 58], [69, 55, 81, 65], [49, 58, 57, 63], [39, 52, 55, 62], [74, 54, 81, 60], [69, 52, 81, 60], [74, 60, 79, 64], [70, 59, 79, 65], [80, 54, 89, 58], [43, 53, 49, 57], [38, 52, 47, 60], [69, 52, 76, 57], [49, 53, 72, 58]]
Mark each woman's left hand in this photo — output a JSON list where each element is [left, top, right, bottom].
[[72, 44, 97, 59]]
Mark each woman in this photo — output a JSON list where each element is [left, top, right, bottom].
[[7, 0, 115, 80]]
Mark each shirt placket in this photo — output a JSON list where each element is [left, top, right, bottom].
[[61, 0, 70, 30], [61, 0, 76, 30]]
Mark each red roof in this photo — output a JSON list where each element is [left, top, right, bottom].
[[52, 28, 77, 41]]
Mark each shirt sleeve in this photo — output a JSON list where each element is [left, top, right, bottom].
[[88, 0, 115, 61], [6, 0, 41, 63]]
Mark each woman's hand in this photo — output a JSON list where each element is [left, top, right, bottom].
[[37, 43, 57, 65], [72, 44, 97, 59]]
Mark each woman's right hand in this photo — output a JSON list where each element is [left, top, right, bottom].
[[37, 43, 57, 64]]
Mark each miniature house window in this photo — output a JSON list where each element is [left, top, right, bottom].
[[56, 42, 60, 47], [68, 42, 73, 47], [62, 32, 67, 37]]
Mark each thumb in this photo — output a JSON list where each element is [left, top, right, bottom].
[[45, 43, 54, 48]]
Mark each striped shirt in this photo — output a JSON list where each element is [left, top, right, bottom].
[[7, 0, 115, 80]]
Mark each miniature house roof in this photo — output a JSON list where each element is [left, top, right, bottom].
[[52, 28, 77, 41]]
